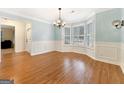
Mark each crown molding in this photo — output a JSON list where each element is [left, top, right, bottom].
[[0, 9, 51, 24], [0, 8, 114, 25], [95, 8, 114, 14]]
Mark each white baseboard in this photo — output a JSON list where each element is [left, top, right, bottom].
[[57, 49, 119, 66], [31, 50, 54, 56], [95, 58, 119, 65], [15, 50, 25, 53], [120, 63, 124, 73]]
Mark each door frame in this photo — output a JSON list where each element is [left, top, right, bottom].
[[25, 23, 32, 54], [1, 25, 15, 55]]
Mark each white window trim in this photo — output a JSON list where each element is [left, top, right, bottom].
[[85, 18, 95, 49], [71, 23, 86, 47], [62, 26, 72, 46], [62, 18, 95, 49]]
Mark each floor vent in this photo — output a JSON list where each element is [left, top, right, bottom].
[[0, 80, 14, 84]]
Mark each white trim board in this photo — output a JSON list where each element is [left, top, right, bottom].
[[31, 50, 54, 56]]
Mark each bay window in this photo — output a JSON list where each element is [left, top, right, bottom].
[[63, 19, 95, 48]]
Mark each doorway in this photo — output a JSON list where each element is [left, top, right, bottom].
[[1, 25, 15, 55]]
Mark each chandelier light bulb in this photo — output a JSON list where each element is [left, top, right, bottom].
[[53, 8, 65, 28]]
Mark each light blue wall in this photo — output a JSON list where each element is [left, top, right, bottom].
[[31, 21, 54, 41], [0, 11, 54, 41], [96, 9, 122, 42], [121, 9, 124, 43], [53, 26, 62, 40]]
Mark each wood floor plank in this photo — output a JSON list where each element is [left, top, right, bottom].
[[0, 51, 124, 84]]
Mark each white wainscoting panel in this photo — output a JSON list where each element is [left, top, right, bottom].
[[85, 48, 95, 59], [55, 40, 63, 51], [56, 41, 95, 59], [31, 41, 56, 56], [95, 42, 121, 65], [120, 43, 124, 73], [30, 40, 123, 72], [72, 46, 86, 53]]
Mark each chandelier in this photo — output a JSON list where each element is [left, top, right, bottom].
[[53, 8, 65, 28]]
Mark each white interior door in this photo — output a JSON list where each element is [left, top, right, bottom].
[[25, 24, 32, 53]]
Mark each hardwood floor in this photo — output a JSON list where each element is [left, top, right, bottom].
[[0, 51, 124, 84]]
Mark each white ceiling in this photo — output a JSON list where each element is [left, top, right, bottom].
[[0, 8, 113, 23]]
